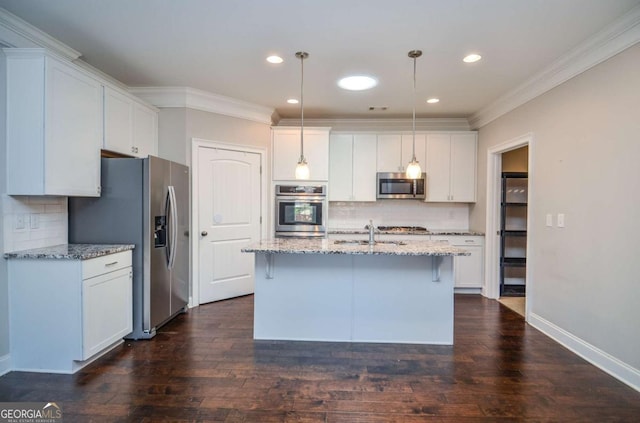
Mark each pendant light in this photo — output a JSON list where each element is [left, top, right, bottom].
[[405, 50, 422, 179], [294, 51, 310, 180]]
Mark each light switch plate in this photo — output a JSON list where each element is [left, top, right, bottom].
[[15, 214, 26, 230], [557, 213, 565, 228], [546, 214, 553, 227], [30, 214, 40, 229]]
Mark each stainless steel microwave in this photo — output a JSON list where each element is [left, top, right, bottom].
[[376, 172, 426, 199]]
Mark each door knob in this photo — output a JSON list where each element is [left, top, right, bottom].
[[201, 231, 208, 237]]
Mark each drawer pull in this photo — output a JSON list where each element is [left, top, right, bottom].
[[465, 240, 475, 243], [105, 261, 119, 266]]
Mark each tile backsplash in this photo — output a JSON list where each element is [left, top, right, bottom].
[[328, 200, 469, 230], [2, 195, 67, 253]]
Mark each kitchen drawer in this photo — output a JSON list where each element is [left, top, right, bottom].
[[431, 235, 484, 246], [82, 250, 132, 280]]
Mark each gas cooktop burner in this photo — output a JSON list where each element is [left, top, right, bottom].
[[375, 225, 429, 233]]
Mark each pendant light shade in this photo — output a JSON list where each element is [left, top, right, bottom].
[[295, 51, 310, 180], [406, 50, 422, 179]]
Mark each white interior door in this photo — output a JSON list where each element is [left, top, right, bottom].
[[198, 147, 261, 304]]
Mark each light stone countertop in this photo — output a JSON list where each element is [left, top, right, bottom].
[[4, 244, 135, 260], [242, 238, 469, 256], [329, 229, 485, 236]]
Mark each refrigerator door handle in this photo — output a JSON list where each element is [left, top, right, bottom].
[[168, 185, 178, 269]]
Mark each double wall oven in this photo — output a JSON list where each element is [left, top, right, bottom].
[[275, 185, 327, 238]]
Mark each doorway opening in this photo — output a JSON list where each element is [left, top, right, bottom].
[[484, 133, 533, 320]]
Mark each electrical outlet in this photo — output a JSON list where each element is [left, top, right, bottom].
[[557, 213, 565, 228], [30, 214, 40, 229], [15, 214, 26, 230]]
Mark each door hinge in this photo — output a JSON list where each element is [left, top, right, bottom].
[[260, 216, 262, 224], [260, 165, 262, 175]]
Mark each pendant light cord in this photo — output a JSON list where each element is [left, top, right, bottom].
[[300, 53, 305, 161], [412, 54, 416, 160]]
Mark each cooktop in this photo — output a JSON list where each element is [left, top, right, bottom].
[[374, 225, 429, 233]]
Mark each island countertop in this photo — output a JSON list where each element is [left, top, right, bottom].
[[242, 238, 469, 256], [3, 244, 135, 260]]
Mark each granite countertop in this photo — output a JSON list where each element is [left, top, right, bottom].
[[242, 238, 470, 256], [4, 244, 135, 260], [329, 229, 485, 236]]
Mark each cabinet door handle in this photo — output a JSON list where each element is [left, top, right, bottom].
[[105, 261, 118, 266]]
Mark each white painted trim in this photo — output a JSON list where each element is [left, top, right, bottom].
[[529, 313, 640, 392], [0, 8, 81, 60], [0, 353, 10, 376], [469, 4, 640, 129], [484, 133, 533, 322], [130, 87, 275, 125], [190, 138, 268, 307], [278, 118, 471, 131]]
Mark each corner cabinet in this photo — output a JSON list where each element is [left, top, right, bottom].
[[500, 172, 528, 296], [272, 127, 331, 181], [103, 85, 158, 158], [5, 49, 102, 196], [329, 133, 377, 201], [8, 250, 133, 373], [425, 133, 477, 202]]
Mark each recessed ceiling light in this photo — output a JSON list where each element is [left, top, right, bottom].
[[266, 55, 283, 64], [287, 98, 299, 104], [426, 98, 440, 104], [337, 75, 378, 91], [463, 54, 482, 63]]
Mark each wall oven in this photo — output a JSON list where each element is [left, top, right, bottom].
[[275, 185, 327, 237], [377, 172, 426, 199]]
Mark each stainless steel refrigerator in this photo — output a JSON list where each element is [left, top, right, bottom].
[[69, 156, 189, 339]]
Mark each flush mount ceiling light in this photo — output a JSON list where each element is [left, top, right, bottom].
[[427, 98, 440, 104], [294, 51, 310, 180], [405, 50, 423, 180], [463, 53, 482, 63], [266, 55, 283, 64], [287, 98, 299, 104], [337, 75, 378, 91]]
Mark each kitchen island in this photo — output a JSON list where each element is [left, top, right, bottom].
[[242, 238, 469, 345]]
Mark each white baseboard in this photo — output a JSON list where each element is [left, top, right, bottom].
[[529, 313, 640, 392], [0, 354, 10, 376]]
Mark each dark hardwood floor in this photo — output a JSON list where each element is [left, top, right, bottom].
[[1, 294, 639, 422]]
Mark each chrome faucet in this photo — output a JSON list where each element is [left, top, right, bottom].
[[368, 219, 376, 245]]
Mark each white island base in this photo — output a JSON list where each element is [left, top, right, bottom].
[[253, 253, 454, 345]]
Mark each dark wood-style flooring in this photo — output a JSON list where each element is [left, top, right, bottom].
[[1, 294, 639, 422]]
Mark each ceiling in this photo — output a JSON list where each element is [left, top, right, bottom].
[[1, 0, 639, 120]]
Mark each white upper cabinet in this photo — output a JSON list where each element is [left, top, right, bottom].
[[104, 85, 158, 158], [272, 127, 330, 181], [401, 133, 426, 173], [6, 49, 102, 197], [377, 133, 426, 173], [425, 132, 477, 202], [329, 134, 377, 201], [376, 134, 402, 172]]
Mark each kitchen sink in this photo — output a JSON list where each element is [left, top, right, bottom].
[[332, 240, 406, 246]]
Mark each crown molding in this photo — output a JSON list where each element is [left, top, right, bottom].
[[0, 8, 81, 60], [276, 118, 471, 132], [469, 4, 640, 129], [129, 86, 275, 125]]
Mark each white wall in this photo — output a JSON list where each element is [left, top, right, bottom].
[[470, 44, 640, 376], [0, 49, 8, 367], [158, 108, 272, 167]]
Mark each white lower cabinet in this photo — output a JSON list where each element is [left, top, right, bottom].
[[431, 235, 484, 289], [8, 250, 133, 373]]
